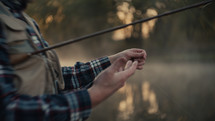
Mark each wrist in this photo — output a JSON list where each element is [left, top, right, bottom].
[[108, 54, 117, 64], [88, 86, 104, 108], [88, 84, 114, 108]]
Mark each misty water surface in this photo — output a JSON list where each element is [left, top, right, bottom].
[[86, 61, 215, 121]]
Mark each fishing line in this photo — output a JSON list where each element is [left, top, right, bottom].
[[73, 0, 214, 90], [29, 0, 214, 55]]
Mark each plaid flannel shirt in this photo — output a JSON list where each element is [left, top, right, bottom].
[[0, 2, 111, 121]]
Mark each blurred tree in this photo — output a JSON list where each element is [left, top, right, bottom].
[[26, 0, 215, 58]]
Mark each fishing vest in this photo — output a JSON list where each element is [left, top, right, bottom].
[[0, 2, 65, 96]]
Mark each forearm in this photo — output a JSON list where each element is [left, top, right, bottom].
[[88, 84, 115, 108], [88, 86, 106, 108], [62, 56, 111, 90]]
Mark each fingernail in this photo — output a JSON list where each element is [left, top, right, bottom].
[[134, 61, 138, 65]]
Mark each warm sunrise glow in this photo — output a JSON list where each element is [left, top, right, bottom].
[[45, 15, 53, 24], [113, 2, 135, 41], [142, 8, 158, 39]]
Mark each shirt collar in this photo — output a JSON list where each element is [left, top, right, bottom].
[[1, 0, 27, 11]]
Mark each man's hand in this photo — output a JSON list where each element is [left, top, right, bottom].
[[108, 48, 147, 70], [88, 57, 138, 107]]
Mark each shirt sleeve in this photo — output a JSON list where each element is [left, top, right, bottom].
[[0, 21, 91, 121], [31, 18, 111, 91], [62, 57, 111, 91]]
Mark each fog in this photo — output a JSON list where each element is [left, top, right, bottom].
[[26, 0, 215, 120]]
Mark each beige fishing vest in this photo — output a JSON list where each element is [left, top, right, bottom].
[[0, 2, 65, 96]]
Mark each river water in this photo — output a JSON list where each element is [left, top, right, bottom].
[[86, 61, 215, 121]]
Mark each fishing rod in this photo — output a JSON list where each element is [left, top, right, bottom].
[[30, 0, 214, 55]]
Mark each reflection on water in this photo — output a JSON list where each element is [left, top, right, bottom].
[[142, 81, 158, 114], [118, 85, 134, 120], [88, 62, 215, 121], [117, 81, 159, 120]]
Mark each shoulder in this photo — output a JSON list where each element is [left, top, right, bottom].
[[23, 12, 41, 33], [32, 19, 41, 33]]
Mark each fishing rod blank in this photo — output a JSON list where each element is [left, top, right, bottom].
[[30, 0, 214, 55]]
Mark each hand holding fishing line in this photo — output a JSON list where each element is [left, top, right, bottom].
[[109, 48, 147, 70], [88, 57, 138, 107], [80, 48, 146, 89]]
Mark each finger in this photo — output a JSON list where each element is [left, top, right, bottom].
[[143, 50, 147, 59], [130, 48, 145, 53], [129, 51, 147, 61], [121, 61, 138, 78], [131, 49, 147, 56], [130, 55, 144, 63], [131, 57, 145, 65], [110, 57, 127, 72], [137, 61, 145, 66], [137, 65, 143, 70], [131, 49, 147, 59], [129, 52, 145, 58], [133, 58, 145, 62], [124, 60, 132, 70]]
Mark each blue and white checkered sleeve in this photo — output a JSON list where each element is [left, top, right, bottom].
[[62, 57, 111, 91]]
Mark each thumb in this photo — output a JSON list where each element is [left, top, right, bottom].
[[124, 60, 132, 70]]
